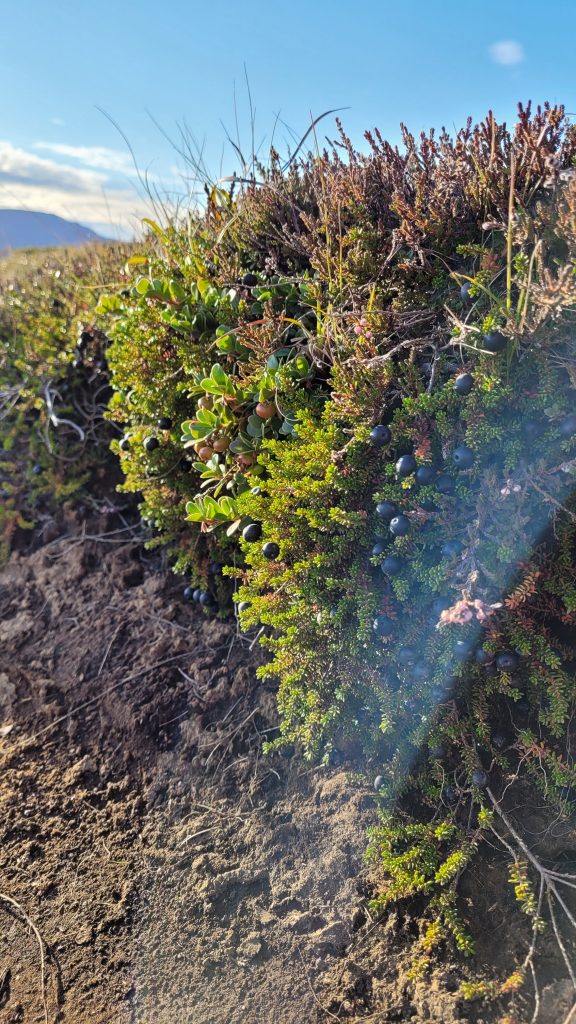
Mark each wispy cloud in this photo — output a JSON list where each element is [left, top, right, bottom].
[[0, 142, 107, 192], [50, 117, 65, 127], [34, 141, 137, 176], [0, 140, 150, 232], [489, 40, 525, 66]]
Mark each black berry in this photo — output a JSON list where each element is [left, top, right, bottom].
[[371, 541, 387, 557], [373, 614, 395, 637], [242, 272, 258, 287], [32, 464, 43, 475], [374, 775, 384, 791], [452, 445, 475, 470], [454, 373, 473, 396], [262, 542, 280, 560], [483, 331, 506, 353], [453, 640, 471, 660], [460, 281, 473, 301], [412, 661, 430, 680], [242, 522, 262, 543], [77, 330, 92, 350], [396, 454, 417, 477], [436, 474, 456, 495], [398, 646, 417, 665], [158, 417, 173, 430], [389, 514, 410, 537], [496, 650, 520, 672], [376, 501, 398, 520], [415, 465, 436, 485], [475, 647, 494, 665], [429, 745, 445, 761], [144, 436, 160, 452], [522, 419, 545, 442], [192, 588, 202, 602], [369, 424, 392, 447], [441, 539, 463, 558], [559, 413, 576, 438], [119, 437, 130, 452], [471, 768, 489, 789], [491, 732, 509, 751], [183, 586, 195, 602], [382, 554, 403, 575], [237, 601, 250, 613]]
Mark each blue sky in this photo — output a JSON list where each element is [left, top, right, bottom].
[[1, 0, 575, 238]]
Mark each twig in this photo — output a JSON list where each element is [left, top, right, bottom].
[[295, 944, 341, 1022], [177, 827, 216, 848], [0, 892, 50, 1024], [43, 384, 85, 443], [562, 1001, 576, 1024], [547, 889, 576, 989], [489, 788, 576, 1006], [527, 478, 576, 521], [96, 624, 123, 678], [529, 960, 540, 1024], [13, 652, 196, 749], [205, 708, 258, 768]]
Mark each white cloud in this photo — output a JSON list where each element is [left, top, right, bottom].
[[489, 40, 525, 66], [0, 141, 107, 192], [34, 141, 137, 176], [0, 140, 151, 233]]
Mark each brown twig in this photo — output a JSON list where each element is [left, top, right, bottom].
[[12, 652, 197, 750], [0, 892, 50, 1024], [296, 944, 341, 1022]]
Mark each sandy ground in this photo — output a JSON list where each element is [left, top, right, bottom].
[[0, 511, 573, 1024]]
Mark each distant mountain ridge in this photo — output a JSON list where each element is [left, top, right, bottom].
[[0, 209, 109, 251]]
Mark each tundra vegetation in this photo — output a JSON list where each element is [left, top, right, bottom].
[[2, 102, 576, 1015]]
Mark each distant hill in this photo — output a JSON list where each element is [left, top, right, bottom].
[[0, 210, 109, 251]]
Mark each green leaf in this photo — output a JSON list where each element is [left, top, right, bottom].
[[211, 364, 228, 387], [135, 277, 152, 296], [229, 432, 255, 454], [168, 280, 186, 303], [247, 415, 266, 438], [196, 278, 212, 299]]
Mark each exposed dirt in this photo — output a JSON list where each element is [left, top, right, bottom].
[[0, 511, 573, 1024]]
